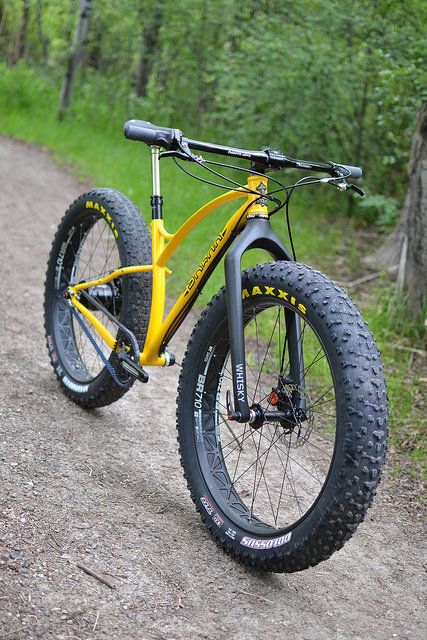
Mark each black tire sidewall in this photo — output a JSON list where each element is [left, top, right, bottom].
[[44, 188, 151, 407], [177, 262, 387, 571]]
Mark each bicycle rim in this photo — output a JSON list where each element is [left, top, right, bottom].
[[53, 213, 122, 383], [196, 299, 337, 534]]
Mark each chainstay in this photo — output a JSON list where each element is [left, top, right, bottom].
[[78, 288, 140, 361], [70, 306, 130, 389]]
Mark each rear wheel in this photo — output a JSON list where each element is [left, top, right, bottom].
[[177, 261, 387, 572], [44, 188, 151, 408]]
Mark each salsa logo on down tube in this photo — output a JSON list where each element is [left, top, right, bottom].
[[184, 228, 227, 296]]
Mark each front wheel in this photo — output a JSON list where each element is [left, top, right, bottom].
[[177, 262, 387, 572]]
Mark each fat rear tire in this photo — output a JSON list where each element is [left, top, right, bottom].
[[44, 188, 151, 408]]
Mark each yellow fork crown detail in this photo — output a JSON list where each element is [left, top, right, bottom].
[[246, 175, 269, 218]]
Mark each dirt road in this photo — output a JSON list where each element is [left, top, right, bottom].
[[0, 136, 425, 640]]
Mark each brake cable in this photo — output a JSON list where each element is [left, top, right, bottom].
[[168, 144, 364, 265]]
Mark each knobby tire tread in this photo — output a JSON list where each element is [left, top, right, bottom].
[[44, 188, 151, 408], [176, 261, 388, 573]]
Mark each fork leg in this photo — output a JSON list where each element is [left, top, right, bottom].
[[224, 218, 301, 422]]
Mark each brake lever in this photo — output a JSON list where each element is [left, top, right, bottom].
[[179, 138, 204, 162], [159, 137, 204, 163], [159, 150, 195, 162], [348, 183, 365, 197], [335, 180, 365, 197]]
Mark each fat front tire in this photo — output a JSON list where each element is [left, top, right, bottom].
[[177, 261, 388, 572], [44, 188, 151, 408]]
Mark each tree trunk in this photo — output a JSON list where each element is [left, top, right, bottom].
[[364, 102, 427, 321], [57, 0, 92, 120], [362, 195, 409, 271], [195, 0, 208, 124], [0, 3, 5, 36], [400, 102, 427, 317], [11, 0, 31, 65], [36, 0, 49, 63], [134, 5, 163, 98]]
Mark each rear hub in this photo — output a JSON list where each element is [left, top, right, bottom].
[[82, 282, 122, 314]]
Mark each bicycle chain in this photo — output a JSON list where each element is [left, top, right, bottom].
[[70, 306, 130, 389]]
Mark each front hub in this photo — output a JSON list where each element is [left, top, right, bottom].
[[268, 376, 306, 432], [248, 376, 308, 434]]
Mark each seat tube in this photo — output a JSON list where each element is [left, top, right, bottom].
[[150, 146, 162, 219], [144, 146, 166, 357]]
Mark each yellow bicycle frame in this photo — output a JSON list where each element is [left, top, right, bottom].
[[68, 168, 269, 368]]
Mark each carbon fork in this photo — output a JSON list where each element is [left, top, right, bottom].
[[224, 217, 304, 423]]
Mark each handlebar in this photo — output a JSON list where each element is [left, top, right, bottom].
[[124, 119, 362, 179]]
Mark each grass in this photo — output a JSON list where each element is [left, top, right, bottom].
[[1, 63, 424, 488], [365, 284, 426, 491]]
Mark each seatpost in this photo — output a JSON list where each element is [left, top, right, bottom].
[[144, 146, 169, 366], [150, 146, 163, 219]]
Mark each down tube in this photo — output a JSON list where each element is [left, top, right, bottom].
[[141, 202, 249, 365]]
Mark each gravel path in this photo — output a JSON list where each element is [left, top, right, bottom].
[[0, 136, 425, 640]]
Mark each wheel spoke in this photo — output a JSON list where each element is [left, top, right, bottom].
[[197, 294, 337, 532], [55, 215, 122, 382]]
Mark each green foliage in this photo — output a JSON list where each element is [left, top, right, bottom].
[[2, 0, 425, 224], [369, 282, 426, 345], [210, 0, 426, 204], [365, 282, 426, 479], [0, 61, 51, 110], [358, 193, 399, 228]]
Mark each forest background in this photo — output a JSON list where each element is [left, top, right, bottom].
[[0, 0, 425, 491]]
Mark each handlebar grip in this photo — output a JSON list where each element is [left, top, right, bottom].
[[124, 121, 158, 144], [338, 164, 363, 179], [124, 119, 181, 150]]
